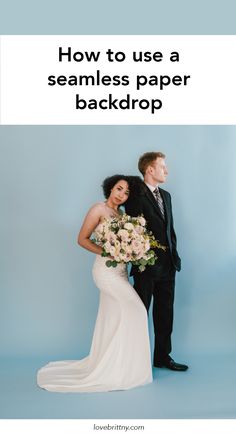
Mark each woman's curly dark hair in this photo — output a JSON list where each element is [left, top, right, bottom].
[[102, 175, 144, 200], [102, 175, 129, 199]]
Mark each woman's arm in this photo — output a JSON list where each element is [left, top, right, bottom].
[[77, 204, 103, 255]]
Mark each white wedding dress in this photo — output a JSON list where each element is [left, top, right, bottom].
[[37, 217, 152, 393]]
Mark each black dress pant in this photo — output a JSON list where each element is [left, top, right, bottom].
[[133, 269, 175, 365]]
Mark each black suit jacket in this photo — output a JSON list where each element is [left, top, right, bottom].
[[125, 180, 181, 277]]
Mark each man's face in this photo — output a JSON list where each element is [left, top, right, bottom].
[[149, 157, 168, 184]]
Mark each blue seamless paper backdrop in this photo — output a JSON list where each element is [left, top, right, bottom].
[[0, 126, 236, 361], [0, 0, 236, 34]]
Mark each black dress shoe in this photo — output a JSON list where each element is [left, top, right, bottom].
[[155, 358, 189, 371]]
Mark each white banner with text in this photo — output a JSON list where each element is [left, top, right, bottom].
[[0, 35, 235, 124]]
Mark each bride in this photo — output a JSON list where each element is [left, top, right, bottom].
[[37, 175, 152, 392]]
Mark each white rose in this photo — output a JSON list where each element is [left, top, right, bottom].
[[104, 241, 112, 252], [134, 226, 143, 235], [124, 223, 134, 231], [110, 246, 116, 256], [118, 229, 129, 241], [138, 217, 146, 226], [144, 241, 150, 252]]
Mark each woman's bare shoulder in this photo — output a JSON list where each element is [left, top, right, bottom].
[[85, 202, 106, 218]]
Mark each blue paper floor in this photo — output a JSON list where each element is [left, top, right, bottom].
[[1, 352, 236, 419]]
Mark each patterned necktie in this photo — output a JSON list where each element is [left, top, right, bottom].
[[153, 187, 165, 218]]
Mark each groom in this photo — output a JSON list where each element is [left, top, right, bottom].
[[125, 152, 188, 371]]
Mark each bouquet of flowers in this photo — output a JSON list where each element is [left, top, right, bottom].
[[93, 213, 166, 272]]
